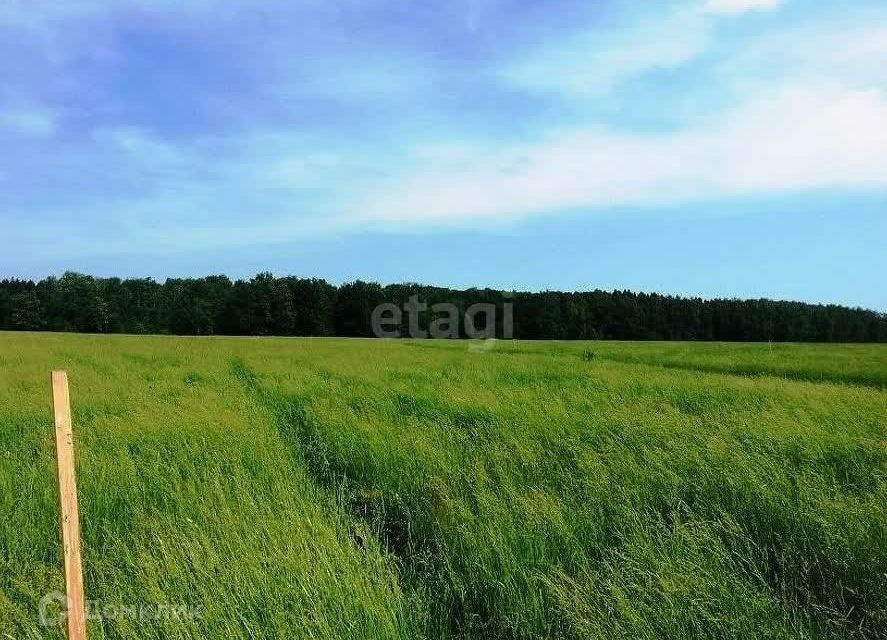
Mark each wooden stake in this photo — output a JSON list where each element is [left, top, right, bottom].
[[51, 371, 87, 640]]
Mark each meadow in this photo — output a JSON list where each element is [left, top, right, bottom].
[[0, 332, 885, 639]]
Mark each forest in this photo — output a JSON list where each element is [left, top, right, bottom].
[[0, 272, 884, 342]]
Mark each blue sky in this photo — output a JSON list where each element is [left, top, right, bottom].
[[1, 0, 885, 309]]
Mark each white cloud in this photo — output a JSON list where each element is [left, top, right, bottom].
[[260, 153, 342, 189], [12, 125, 372, 255], [703, 0, 783, 15], [502, 0, 788, 99], [719, 20, 887, 91], [2, 0, 883, 255], [0, 0, 232, 28], [353, 7, 887, 228], [0, 107, 57, 137], [0, 1, 105, 27], [502, 7, 711, 97], [94, 127, 185, 164], [354, 84, 887, 225]]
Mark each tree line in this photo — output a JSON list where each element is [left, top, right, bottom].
[[0, 272, 884, 342]]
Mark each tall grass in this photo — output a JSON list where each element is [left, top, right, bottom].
[[0, 334, 422, 639], [1, 333, 884, 638]]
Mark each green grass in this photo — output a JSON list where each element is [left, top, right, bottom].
[[1, 332, 885, 639], [584, 341, 887, 388]]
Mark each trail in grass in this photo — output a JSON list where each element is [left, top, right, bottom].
[[231, 347, 887, 639], [580, 342, 887, 389], [401, 340, 887, 388], [4, 334, 885, 640], [585, 353, 887, 389], [0, 337, 423, 640]]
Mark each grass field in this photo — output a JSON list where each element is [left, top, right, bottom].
[[1, 333, 885, 639]]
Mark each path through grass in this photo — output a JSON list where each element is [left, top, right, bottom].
[[1, 333, 885, 638]]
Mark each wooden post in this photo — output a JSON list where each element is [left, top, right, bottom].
[[51, 371, 87, 640]]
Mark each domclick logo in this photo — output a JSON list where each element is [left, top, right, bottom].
[[38, 591, 68, 627], [371, 294, 513, 350], [38, 591, 202, 626]]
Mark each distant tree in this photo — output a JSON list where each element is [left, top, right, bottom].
[[9, 291, 45, 331], [336, 281, 384, 337], [288, 278, 337, 336], [1, 273, 884, 342]]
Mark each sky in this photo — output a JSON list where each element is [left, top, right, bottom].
[[1, 0, 885, 309]]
